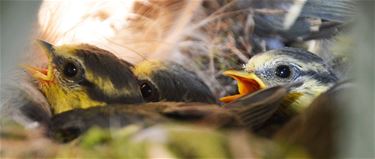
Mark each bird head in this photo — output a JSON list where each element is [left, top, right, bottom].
[[24, 40, 144, 114], [133, 60, 217, 104], [220, 48, 338, 110]]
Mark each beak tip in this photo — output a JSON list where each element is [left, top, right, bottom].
[[36, 39, 54, 53]]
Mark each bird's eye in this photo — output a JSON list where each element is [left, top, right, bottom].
[[139, 80, 159, 102], [275, 65, 291, 78], [141, 82, 152, 98], [63, 62, 78, 77]]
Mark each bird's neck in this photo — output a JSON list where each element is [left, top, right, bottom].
[[290, 82, 334, 112]]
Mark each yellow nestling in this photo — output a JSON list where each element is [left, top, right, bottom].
[[220, 47, 339, 112], [133, 60, 217, 104], [24, 40, 144, 114]]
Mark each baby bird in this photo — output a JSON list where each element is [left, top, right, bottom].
[[24, 40, 144, 114], [221, 47, 339, 112], [133, 60, 217, 104]]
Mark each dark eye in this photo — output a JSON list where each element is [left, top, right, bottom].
[[63, 62, 78, 77], [140, 82, 152, 98], [275, 65, 291, 78], [139, 81, 159, 102]]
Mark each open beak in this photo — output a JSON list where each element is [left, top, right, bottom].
[[220, 70, 267, 103], [23, 40, 55, 82]]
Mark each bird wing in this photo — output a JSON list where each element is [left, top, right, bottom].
[[224, 85, 290, 130]]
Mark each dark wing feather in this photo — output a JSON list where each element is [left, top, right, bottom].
[[225, 85, 289, 130]]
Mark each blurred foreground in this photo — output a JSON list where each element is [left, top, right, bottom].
[[1, 0, 374, 158]]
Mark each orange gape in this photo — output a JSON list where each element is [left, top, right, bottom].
[[220, 70, 266, 103]]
